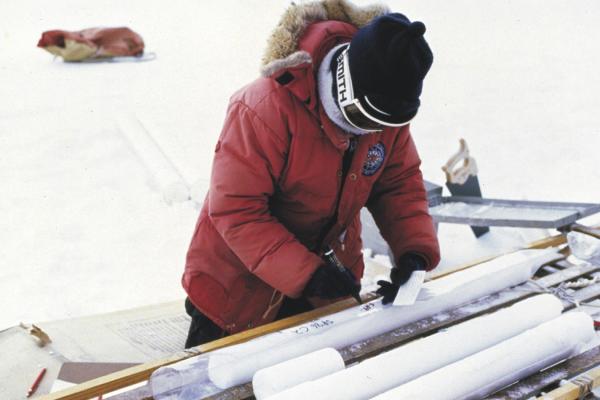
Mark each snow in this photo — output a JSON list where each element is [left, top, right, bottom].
[[2, 0, 600, 330]]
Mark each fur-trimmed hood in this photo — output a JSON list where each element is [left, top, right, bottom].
[[261, 0, 389, 77]]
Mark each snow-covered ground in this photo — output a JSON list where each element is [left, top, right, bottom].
[[1, 0, 599, 330]]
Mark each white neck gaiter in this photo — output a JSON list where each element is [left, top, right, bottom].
[[317, 44, 371, 136]]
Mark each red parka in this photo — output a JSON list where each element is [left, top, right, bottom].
[[183, 2, 440, 333]]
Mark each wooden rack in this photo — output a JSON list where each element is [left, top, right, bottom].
[[39, 231, 600, 400]]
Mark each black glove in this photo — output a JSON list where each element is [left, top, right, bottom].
[[303, 261, 360, 299], [376, 253, 427, 305]]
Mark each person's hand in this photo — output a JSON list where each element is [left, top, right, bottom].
[[376, 253, 427, 305], [303, 262, 360, 299]]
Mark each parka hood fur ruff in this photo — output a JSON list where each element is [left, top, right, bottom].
[[261, 0, 389, 77]]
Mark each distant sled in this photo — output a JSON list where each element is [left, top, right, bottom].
[[37, 27, 156, 63]]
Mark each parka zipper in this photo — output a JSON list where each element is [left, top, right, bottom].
[[316, 137, 357, 252]]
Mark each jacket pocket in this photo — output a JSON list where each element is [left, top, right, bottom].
[[186, 272, 228, 329], [222, 274, 275, 332]]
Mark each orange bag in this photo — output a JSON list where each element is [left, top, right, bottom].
[[37, 27, 145, 62]]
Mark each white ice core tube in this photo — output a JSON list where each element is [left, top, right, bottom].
[[252, 348, 344, 399], [373, 312, 595, 400], [150, 248, 559, 399], [270, 294, 563, 400]]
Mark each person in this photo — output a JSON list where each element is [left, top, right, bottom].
[[182, 0, 440, 348]]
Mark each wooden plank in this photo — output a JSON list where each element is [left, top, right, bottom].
[[486, 346, 600, 399], [536, 263, 600, 288], [536, 365, 600, 400], [38, 296, 374, 400], [527, 232, 568, 250]]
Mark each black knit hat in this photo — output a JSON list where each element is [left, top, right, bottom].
[[347, 13, 433, 125]]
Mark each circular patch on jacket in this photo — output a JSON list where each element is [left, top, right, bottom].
[[362, 142, 385, 176]]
